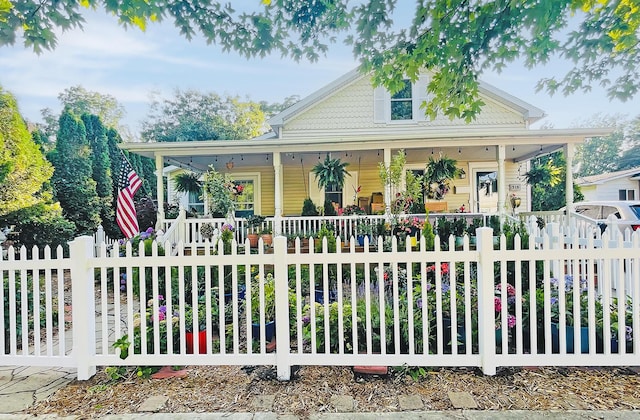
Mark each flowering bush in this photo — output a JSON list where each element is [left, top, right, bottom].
[[495, 283, 517, 330], [394, 217, 424, 236], [130, 295, 180, 355], [119, 227, 161, 257], [343, 204, 366, 215]]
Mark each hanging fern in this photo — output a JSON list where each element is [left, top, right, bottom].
[[311, 154, 350, 190], [173, 171, 203, 194]]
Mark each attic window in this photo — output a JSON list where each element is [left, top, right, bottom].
[[390, 79, 412, 120]]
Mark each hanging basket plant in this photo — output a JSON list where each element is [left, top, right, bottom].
[[173, 171, 203, 195], [425, 154, 459, 200], [311, 154, 350, 191]]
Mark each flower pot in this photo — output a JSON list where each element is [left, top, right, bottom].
[[224, 285, 246, 303], [551, 323, 600, 353], [251, 320, 276, 342], [260, 233, 273, 247], [185, 330, 208, 354], [247, 233, 259, 248], [357, 234, 369, 247], [314, 289, 338, 304]]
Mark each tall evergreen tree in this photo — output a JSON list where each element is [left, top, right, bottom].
[[0, 86, 54, 216], [82, 114, 113, 232], [49, 110, 101, 235], [0, 86, 74, 251]]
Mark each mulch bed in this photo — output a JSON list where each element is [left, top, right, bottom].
[[26, 365, 640, 418]]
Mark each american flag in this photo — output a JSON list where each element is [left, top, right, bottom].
[[116, 158, 142, 239]]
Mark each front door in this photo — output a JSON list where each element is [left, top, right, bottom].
[[475, 170, 499, 213]]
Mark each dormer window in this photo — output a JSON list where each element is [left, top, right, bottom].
[[391, 79, 413, 120], [373, 75, 428, 124]]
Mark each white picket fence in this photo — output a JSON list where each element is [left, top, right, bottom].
[[2, 225, 639, 381]]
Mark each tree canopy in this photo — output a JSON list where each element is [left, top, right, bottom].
[[141, 89, 266, 142], [574, 115, 640, 177], [2, 1, 639, 120]]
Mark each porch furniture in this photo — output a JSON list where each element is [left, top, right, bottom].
[[370, 192, 384, 214], [358, 197, 370, 213], [425, 201, 448, 213]]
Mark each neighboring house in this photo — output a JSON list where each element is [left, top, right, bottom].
[[121, 68, 610, 226], [576, 167, 640, 202]]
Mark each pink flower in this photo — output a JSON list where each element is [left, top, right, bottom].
[[507, 315, 517, 328], [494, 296, 501, 312]]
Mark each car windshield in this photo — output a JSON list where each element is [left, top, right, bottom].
[[630, 205, 640, 219]]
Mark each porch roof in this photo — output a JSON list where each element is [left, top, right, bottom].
[[121, 127, 612, 173]]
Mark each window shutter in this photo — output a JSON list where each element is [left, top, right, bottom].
[[414, 74, 429, 121], [373, 86, 388, 123]]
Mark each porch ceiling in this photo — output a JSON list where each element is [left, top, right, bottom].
[[121, 127, 611, 172]]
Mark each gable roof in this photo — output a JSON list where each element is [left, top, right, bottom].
[[576, 167, 640, 186], [267, 67, 545, 129]]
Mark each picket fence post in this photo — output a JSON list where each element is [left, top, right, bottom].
[[476, 227, 497, 375], [273, 235, 291, 380], [69, 236, 96, 380]]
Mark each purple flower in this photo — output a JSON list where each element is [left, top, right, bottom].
[[302, 315, 310, 325], [159, 305, 167, 314], [146, 227, 154, 234], [416, 298, 423, 309]]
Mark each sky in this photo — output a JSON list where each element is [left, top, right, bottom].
[[1, 7, 639, 139]]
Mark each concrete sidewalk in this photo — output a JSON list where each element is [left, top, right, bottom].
[[2, 411, 640, 419]]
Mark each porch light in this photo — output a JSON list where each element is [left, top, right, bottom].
[[226, 160, 234, 170], [458, 168, 466, 179]]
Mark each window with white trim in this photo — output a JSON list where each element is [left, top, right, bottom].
[[619, 189, 636, 200], [391, 79, 413, 120], [373, 75, 429, 124]]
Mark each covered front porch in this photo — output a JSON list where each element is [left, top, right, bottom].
[[121, 127, 610, 238]]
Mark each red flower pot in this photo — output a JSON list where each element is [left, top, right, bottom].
[[185, 330, 208, 354]]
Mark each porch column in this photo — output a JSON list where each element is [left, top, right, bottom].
[[496, 145, 506, 217], [273, 152, 283, 235], [383, 148, 391, 218], [565, 143, 575, 213], [155, 154, 165, 225]]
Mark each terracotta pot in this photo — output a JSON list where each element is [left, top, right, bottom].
[[261, 233, 273, 246], [247, 233, 259, 248]]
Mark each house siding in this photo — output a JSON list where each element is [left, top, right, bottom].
[[581, 178, 640, 201], [281, 76, 526, 137]]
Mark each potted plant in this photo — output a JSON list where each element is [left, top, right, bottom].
[[356, 219, 373, 246], [184, 301, 209, 354], [424, 153, 459, 202], [311, 154, 350, 192], [173, 171, 202, 197], [246, 214, 266, 248], [260, 224, 273, 247], [301, 197, 319, 216], [251, 273, 276, 342]]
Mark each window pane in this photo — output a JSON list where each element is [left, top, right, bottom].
[[619, 189, 627, 200], [629, 190, 635, 200], [391, 101, 412, 120], [392, 80, 412, 99], [390, 79, 413, 120], [234, 180, 254, 210]]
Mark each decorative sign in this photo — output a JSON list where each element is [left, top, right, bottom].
[[509, 184, 522, 192]]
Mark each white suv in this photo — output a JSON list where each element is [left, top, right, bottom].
[[572, 200, 640, 233]]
